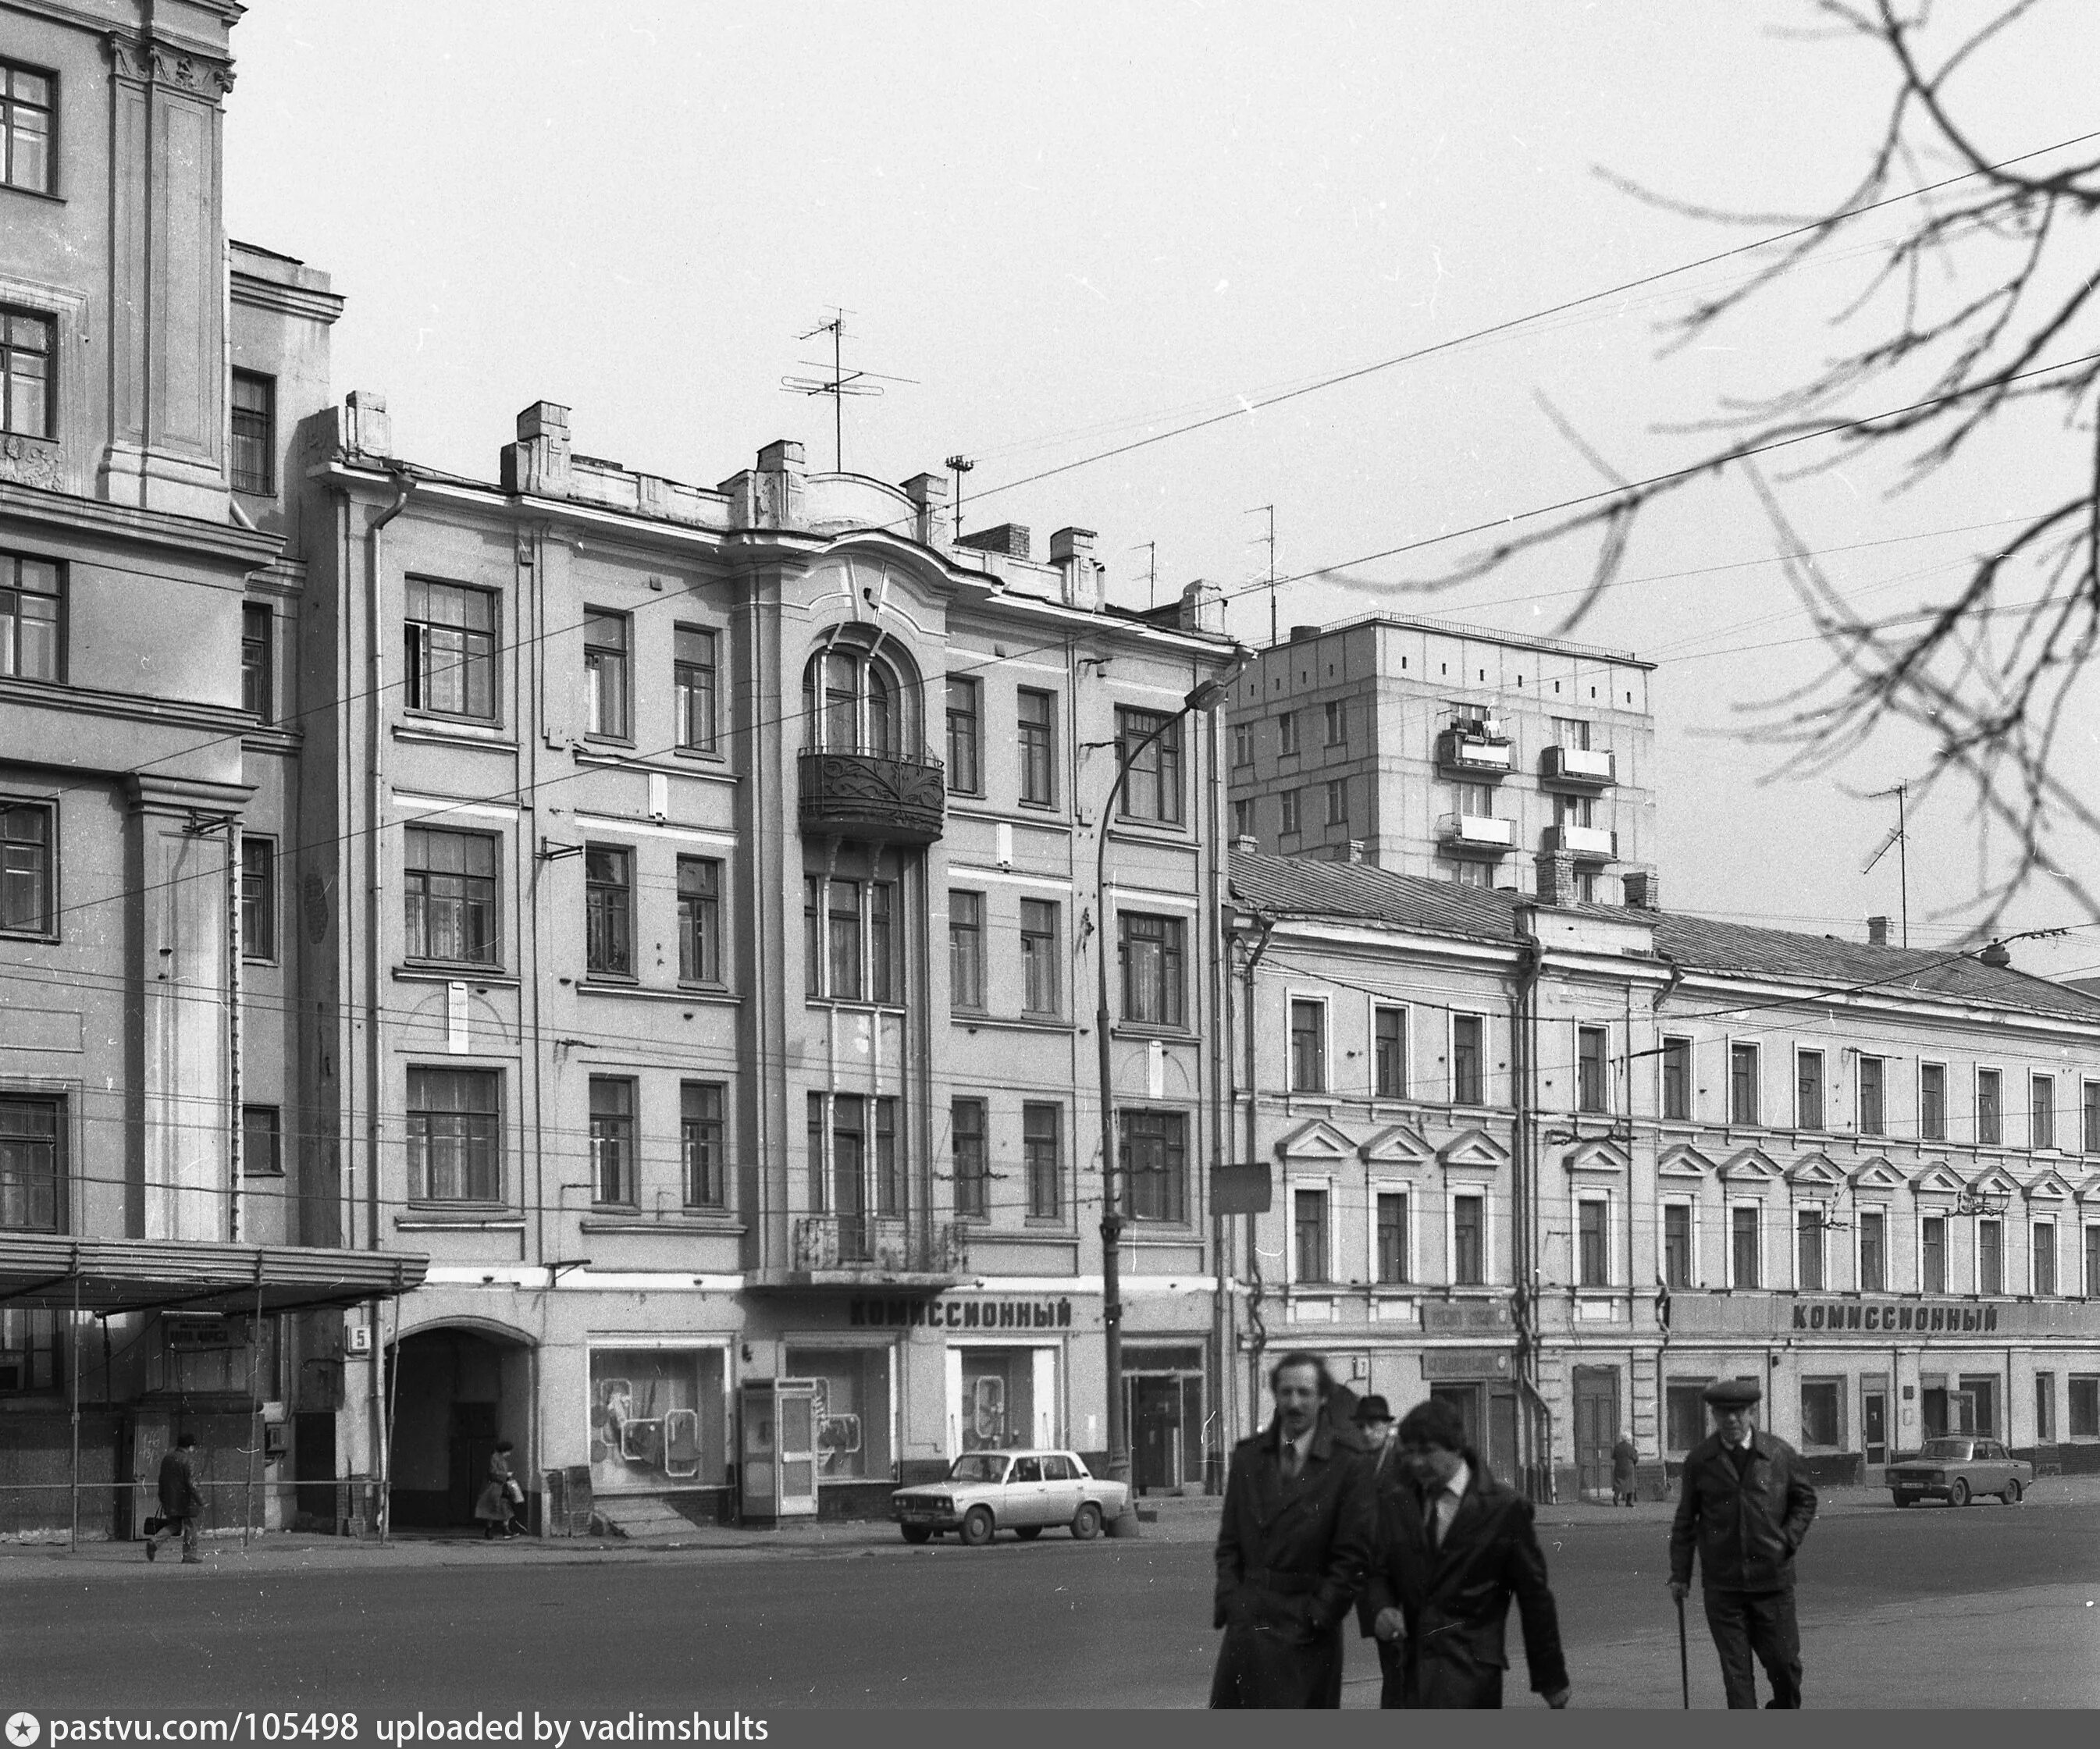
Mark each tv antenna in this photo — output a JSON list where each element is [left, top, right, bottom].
[[1129, 541, 1157, 610], [1862, 780, 1911, 947], [782, 310, 917, 473], [945, 454, 973, 541], [1246, 505, 1276, 645]]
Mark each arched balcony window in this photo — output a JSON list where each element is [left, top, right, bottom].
[[803, 642, 917, 759], [797, 635, 945, 845]]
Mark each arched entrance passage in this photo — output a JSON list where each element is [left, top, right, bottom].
[[387, 1324, 533, 1530]]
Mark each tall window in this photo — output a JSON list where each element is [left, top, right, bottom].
[[1, 307, 52, 437], [1858, 1057, 1885, 1136], [589, 1077, 635, 1205], [1977, 1069, 2002, 1145], [1666, 1384, 1707, 1454], [1020, 899, 1060, 1017], [1277, 711, 1298, 756], [1451, 1015, 1484, 1106], [1323, 699, 1346, 746], [804, 874, 902, 1003], [1290, 1000, 1326, 1093], [826, 878, 863, 1001], [230, 370, 276, 495], [1729, 1043, 1760, 1125], [1731, 1206, 1760, 1289], [1119, 912, 1185, 1027], [1796, 1050, 1824, 1131], [406, 1068, 500, 1203], [1023, 1102, 1062, 1219], [1554, 792, 1595, 830], [1016, 688, 1056, 805], [2088, 1224, 2100, 1297], [1550, 716, 1591, 750], [0, 800, 52, 937], [1663, 1204, 1692, 1289], [239, 836, 276, 962], [1661, 1037, 1692, 1122], [0, 1094, 62, 1231], [2075, 1378, 2100, 1439], [945, 675, 981, 793], [2086, 1082, 2100, 1154], [404, 827, 498, 965], [674, 627, 718, 752], [1, 551, 60, 681], [1579, 1200, 1607, 1287], [1796, 1207, 1825, 1291], [805, 642, 909, 757], [1922, 1214, 1947, 1293], [1230, 798, 1254, 839], [584, 610, 630, 738], [1116, 707, 1183, 825], [1376, 1192, 1409, 1283], [1922, 1063, 1947, 1141], [2036, 1374, 2056, 1443], [2034, 1221, 2058, 1296], [1800, 1381, 1841, 1449], [1280, 789, 1301, 837], [1454, 780, 1494, 817], [241, 1105, 282, 1177], [2032, 1075, 2057, 1150], [952, 1098, 988, 1219], [949, 890, 984, 1010], [1979, 1218, 2004, 1295], [1860, 1210, 1886, 1293], [1577, 1026, 1608, 1113], [1325, 778, 1347, 826], [1232, 722, 1254, 767], [682, 1082, 725, 1208], [1294, 1189, 1330, 1282], [1453, 1194, 1485, 1285], [1120, 1110, 1187, 1224], [403, 579, 496, 720], [584, 844, 632, 976], [1374, 1007, 1407, 1099], [1, 62, 53, 194], [676, 856, 721, 983], [241, 603, 273, 720], [807, 1093, 904, 1232]]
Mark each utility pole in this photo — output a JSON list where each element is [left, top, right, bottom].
[[1246, 505, 1276, 645], [945, 454, 973, 541]]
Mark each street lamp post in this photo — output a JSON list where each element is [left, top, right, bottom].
[[1095, 674, 1232, 1534]]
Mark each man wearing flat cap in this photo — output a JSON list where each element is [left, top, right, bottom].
[[1668, 1377, 1817, 1708], [1349, 1397, 1409, 1702]]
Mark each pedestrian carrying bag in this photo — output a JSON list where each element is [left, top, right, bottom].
[[142, 1516, 164, 1537]]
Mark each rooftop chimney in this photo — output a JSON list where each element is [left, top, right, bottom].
[[1290, 624, 1322, 644], [958, 523, 1030, 560], [500, 400, 571, 496], [343, 389, 393, 460], [1180, 577, 1225, 634], [1867, 915, 1891, 947], [1049, 527, 1102, 611], [901, 471, 950, 547], [1233, 834, 1260, 856], [1621, 869, 1660, 912], [1536, 851, 1579, 907]]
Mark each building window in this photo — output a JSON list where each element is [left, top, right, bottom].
[[2032, 1075, 2056, 1150], [1451, 1014, 1484, 1106], [1120, 1109, 1187, 1224], [807, 1092, 905, 1230], [1796, 1050, 1824, 1131], [1796, 1207, 1824, 1291], [2086, 1083, 2100, 1154], [1277, 711, 1298, 756], [1119, 912, 1184, 1028], [1279, 789, 1301, 837], [1023, 1102, 1062, 1219], [1016, 688, 1056, 805], [1294, 1188, 1330, 1282], [1575, 869, 1599, 903], [1020, 898, 1060, 1017], [1666, 1382, 1707, 1454], [952, 1098, 988, 1219], [404, 827, 498, 965], [945, 676, 981, 793], [1116, 707, 1183, 825], [1554, 792, 1595, 830], [2088, 1225, 2100, 1297], [676, 856, 721, 983], [1290, 1000, 1326, 1093], [804, 874, 902, 1004], [1923, 1214, 1947, 1294], [674, 626, 718, 752], [805, 642, 912, 757], [240, 836, 276, 962], [2072, 1377, 2099, 1438], [1856, 1058, 1885, 1135], [230, 370, 275, 494], [1916, 1062, 1945, 1141], [584, 844, 632, 977], [1577, 1026, 1608, 1113], [949, 890, 984, 1010], [241, 1105, 282, 1177], [1454, 780, 1494, 818], [1731, 1205, 1760, 1289], [1, 551, 61, 681], [241, 603, 273, 720], [1799, 1381, 1842, 1449], [1323, 699, 1346, 746], [1661, 1037, 1692, 1122], [1979, 1218, 2003, 1296], [1374, 1007, 1407, 1099], [2036, 1374, 2056, 1443], [2034, 1221, 2058, 1296], [403, 579, 497, 720], [1232, 722, 1254, 767], [1230, 798, 1253, 839], [1376, 1192, 1409, 1284], [1, 62, 53, 195], [1663, 1203, 1692, 1289], [589, 1077, 635, 1206], [0, 800, 52, 937], [1729, 1043, 1759, 1125], [0, 1094, 61, 1231], [406, 1068, 500, 1203], [584, 610, 630, 739], [1860, 1209, 1886, 1292], [1578, 1200, 1607, 1287], [682, 1082, 725, 1208], [1324, 778, 1347, 827], [1, 307, 52, 438], [1977, 1068, 2002, 1145], [1453, 1194, 1485, 1285], [1550, 716, 1592, 751]]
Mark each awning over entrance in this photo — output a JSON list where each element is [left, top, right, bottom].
[[0, 1234, 428, 1315]]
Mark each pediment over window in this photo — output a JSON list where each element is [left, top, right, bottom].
[[1273, 1117, 1360, 1164], [1969, 1164, 2023, 1200], [1913, 1161, 1966, 1196], [1657, 1143, 1717, 1178], [1720, 1146, 1781, 1183], [1561, 1138, 1629, 1175], [1439, 1128, 1511, 1171], [1848, 1157, 1907, 1193], [2077, 1172, 2100, 1204], [1786, 1153, 1846, 1191], [2025, 1168, 2074, 1203], [1361, 1123, 1436, 1168]]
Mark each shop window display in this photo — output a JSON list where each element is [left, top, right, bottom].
[[785, 1347, 894, 1482], [960, 1349, 1046, 1451], [589, 1348, 726, 1493]]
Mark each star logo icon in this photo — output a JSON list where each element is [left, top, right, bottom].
[[7, 1714, 41, 1747]]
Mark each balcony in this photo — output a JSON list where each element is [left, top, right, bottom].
[[1543, 823, 1618, 861], [747, 1214, 971, 1292], [1437, 812, 1516, 857], [1541, 745, 1617, 787], [798, 748, 946, 844], [1436, 727, 1513, 776]]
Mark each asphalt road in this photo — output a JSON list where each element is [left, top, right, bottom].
[[6, 1499, 2099, 1712]]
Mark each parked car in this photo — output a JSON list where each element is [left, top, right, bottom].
[[891, 1449, 1130, 1545], [1886, 1437, 2033, 1507]]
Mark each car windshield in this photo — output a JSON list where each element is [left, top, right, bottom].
[[1918, 1439, 1970, 1459], [948, 1454, 1009, 1484]]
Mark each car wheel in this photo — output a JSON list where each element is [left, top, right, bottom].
[[1950, 1477, 1971, 1508], [1070, 1502, 1103, 1541], [1014, 1526, 1043, 1541], [2002, 1478, 2022, 1505], [961, 1505, 996, 1547], [900, 1525, 932, 1545], [1892, 1492, 1917, 1508]]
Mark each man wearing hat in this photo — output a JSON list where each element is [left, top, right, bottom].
[[1667, 1377, 1817, 1708], [1349, 1397, 1409, 1703]]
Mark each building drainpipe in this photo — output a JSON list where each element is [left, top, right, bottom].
[[227, 818, 244, 1241], [1511, 915, 1550, 1500]]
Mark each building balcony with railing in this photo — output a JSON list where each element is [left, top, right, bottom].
[[1437, 812, 1516, 857], [1540, 745, 1617, 787], [797, 748, 946, 844], [747, 1212, 971, 1291], [1436, 723, 1514, 776], [1543, 823, 1618, 862]]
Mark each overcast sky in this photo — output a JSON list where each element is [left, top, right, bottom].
[[224, 2, 2100, 980]]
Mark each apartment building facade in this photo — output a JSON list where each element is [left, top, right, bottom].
[[1224, 852, 2100, 1499]]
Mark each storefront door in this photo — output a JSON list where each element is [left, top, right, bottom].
[[1134, 1378, 1183, 1494], [1573, 1367, 1619, 1498], [1863, 1391, 1888, 1465]]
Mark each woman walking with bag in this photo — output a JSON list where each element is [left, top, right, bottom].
[[476, 1440, 525, 1539]]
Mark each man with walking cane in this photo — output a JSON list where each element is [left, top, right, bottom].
[[1667, 1378, 1817, 1708]]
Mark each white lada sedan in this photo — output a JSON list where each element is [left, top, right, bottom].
[[891, 1449, 1130, 1545]]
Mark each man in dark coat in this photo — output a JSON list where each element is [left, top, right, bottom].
[[1350, 1395, 1411, 1705], [1361, 1399, 1571, 1709], [1668, 1378, 1817, 1708], [145, 1431, 205, 1564], [1210, 1353, 1376, 1708]]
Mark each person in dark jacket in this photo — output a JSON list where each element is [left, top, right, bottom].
[[1668, 1378, 1818, 1708], [1210, 1353, 1376, 1708], [475, 1440, 525, 1539], [1361, 1399, 1571, 1709], [1350, 1396, 1410, 1703], [1611, 1434, 1639, 1506], [145, 1431, 205, 1564]]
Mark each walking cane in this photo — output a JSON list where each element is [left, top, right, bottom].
[[1675, 1592, 1691, 1709]]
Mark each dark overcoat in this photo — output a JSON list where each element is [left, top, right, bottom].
[[1668, 1430, 1817, 1594], [1361, 1453, 1569, 1708], [1209, 1417, 1376, 1709], [156, 1446, 204, 1520]]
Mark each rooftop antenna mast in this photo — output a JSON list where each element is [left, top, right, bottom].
[[1247, 505, 1276, 645], [1862, 780, 1911, 947], [782, 310, 916, 473], [945, 454, 973, 540], [1129, 541, 1157, 610]]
